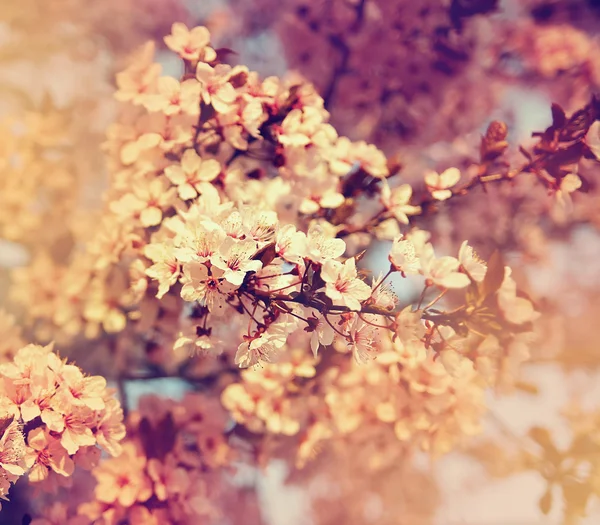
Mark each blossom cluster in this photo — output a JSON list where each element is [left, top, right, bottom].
[[0, 21, 572, 523], [216, 229, 538, 464], [0, 343, 125, 504], [227, 0, 497, 149], [0, 111, 82, 249], [7, 26, 541, 430], [222, 338, 488, 466], [30, 393, 233, 525], [2, 1, 600, 523], [0, 416, 25, 510], [139, 187, 538, 380]]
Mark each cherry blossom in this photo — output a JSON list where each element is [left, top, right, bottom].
[[164, 23, 216, 63], [321, 257, 372, 311], [165, 148, 221, 200], [389, 235, 420, 275], [210, 237, 262, 286], [180, 263, 233, 315], [380, 183, 421, 224], [424, 167, 461, 201], [196, 63, 238, 114], [419, 244, 470, 289]]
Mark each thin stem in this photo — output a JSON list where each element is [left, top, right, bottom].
[[255, 280, 302, 294], [358, 312, 393, 330], [254, 270, 295, 280], [237, 296, 264, 331], [423, 289, 447, 310], [116, 377, 129, 417], [324, 314, 348, 339], [416, 285, 430, 310], [287, 309, 311, 324]]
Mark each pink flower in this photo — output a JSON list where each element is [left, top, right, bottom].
[[0, 417, 26, 503], [94, 397, 126, 458], [115, 43, 161, 105], [144, 242, 180, 299], [56, 364, 107, 412], [31, 502, 90, 525], [93, 442, 152, 507], [25, 428, 74, 482], [0, 343, 125, 486], [171, 219, 227, 264], [458, 241, 486, 282], [143, 77, 202, 116], [147, 454, 189, 501], [329, 137, 389, 178], [497, 268, 540, 325]]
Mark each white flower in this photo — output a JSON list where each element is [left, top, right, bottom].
[[210, 237, 262, 286], [234, 317, 294, 367], [406, 229, 431, 255], [497, 267, 539, 325], [174, 222, 226, 265], [585, 120, 600, 160], [420, 244, 470, 289], [306, 224, 346, 263], [144, 242, 179, 299], [424, 167, 460, 201], [180, 263, 233, 315], [439, 348, 473, 378], [275, 224, 307, 264], [165, 148, 221, 200], [458, 241, 486, 282], [241, 208, 278, 244], [555, 173, 582, 212], [474, 335, 501, 384], [277, 107, 324, 147], [196, 63, 238, 113], [389, 236, 420, 275], [370, 275, 397, 311], [220, 210, 245, 239], [392, 338, 427, 368], [380, 182, 421, 224], [321, 258, 372, 311], [347, 316, 378, 364], [306, 310, 335, 357], [394, 306, 425, 344]]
